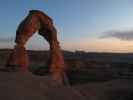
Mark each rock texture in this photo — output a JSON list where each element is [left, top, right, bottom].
[[0, 72, 132, 100], [6, 10, 66, 84]]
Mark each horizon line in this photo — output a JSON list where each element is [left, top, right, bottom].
[[1, 48, 133, 54]]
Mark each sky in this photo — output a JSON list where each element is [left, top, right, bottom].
[[0, 0, 133, 52]]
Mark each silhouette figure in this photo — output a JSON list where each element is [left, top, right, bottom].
[[6, 10, 67, 84]]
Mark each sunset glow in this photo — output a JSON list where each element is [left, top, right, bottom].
[[0, 0, 133, 52]]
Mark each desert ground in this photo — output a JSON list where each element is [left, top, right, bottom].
[[0, 49, 133, 100]]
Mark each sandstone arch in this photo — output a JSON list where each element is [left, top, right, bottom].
[[6, 10, 67, 84]]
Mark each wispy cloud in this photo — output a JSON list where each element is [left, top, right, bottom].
[[100, 30, 133, 41]]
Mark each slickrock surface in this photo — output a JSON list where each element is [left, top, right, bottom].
[[0, 71, 133, 100]]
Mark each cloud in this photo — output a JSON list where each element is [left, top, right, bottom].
[[0, 37, 14, 42], [100, 30, 133, 41]]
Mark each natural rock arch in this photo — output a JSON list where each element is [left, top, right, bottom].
[[6, 10, 67, 84]]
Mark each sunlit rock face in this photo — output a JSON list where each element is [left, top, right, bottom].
[[6, 10, 66, 84]]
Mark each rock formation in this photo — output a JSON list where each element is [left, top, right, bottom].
[[6, 10, 67, 84]]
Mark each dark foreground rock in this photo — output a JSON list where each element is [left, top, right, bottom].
[[0, 71, 133, 100]]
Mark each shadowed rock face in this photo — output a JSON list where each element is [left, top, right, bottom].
[[6, 10, 66, 84]]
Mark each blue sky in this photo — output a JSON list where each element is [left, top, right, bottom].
[[0, 0, 133, 52]]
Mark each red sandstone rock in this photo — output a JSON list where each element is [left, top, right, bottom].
[[6, 10, 67, 84]]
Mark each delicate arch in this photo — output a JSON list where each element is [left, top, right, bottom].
[[6, 10, 67, 85]]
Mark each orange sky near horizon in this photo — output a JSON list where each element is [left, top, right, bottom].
[[1, 1, 133, 53], [61, 38, 133, 53]]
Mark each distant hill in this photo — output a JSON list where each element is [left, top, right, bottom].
[[1, 49, 133, 64]]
